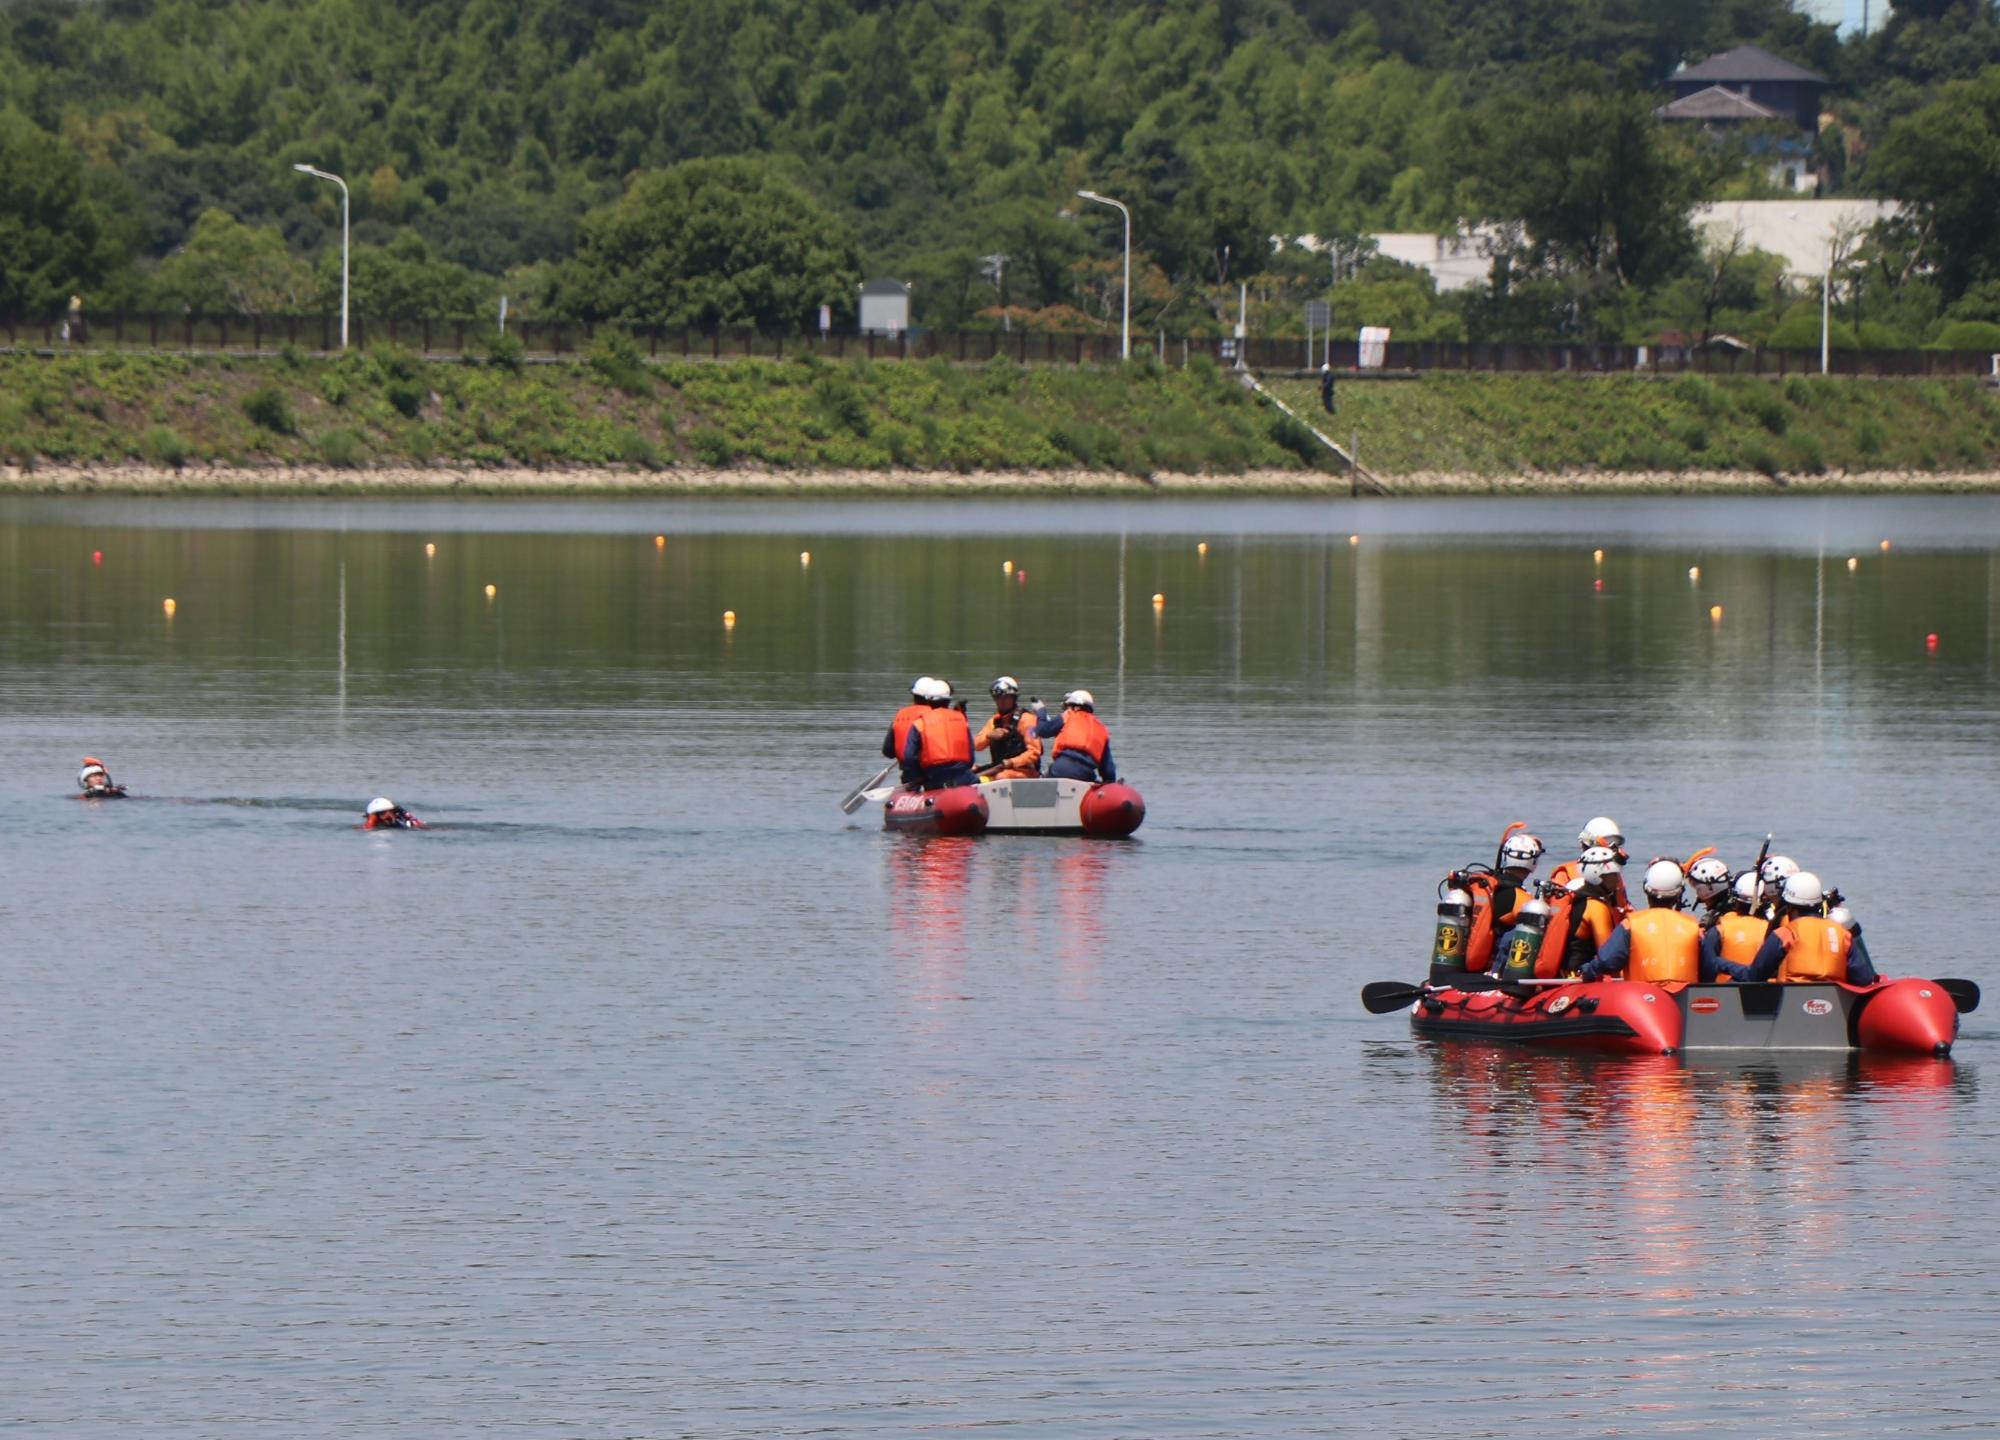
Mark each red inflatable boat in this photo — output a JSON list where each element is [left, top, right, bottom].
[[882, 785, 990, 837], [1371, 976, 1975, 1057]]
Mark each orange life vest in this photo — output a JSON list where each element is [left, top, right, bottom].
[[1051, 710, 1110, 768], [1534, 889, 1578, 978], [1716, 913, 1770, 968], [1461, 874, 1528, 970], [890, 703, 928, 762], [916, 707, 973, 766], [1776, 915, 1852, 983], [1548, 862, 1631, 917], [1625, 908, 1701, 983]]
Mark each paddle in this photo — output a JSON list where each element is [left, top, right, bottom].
[[840, 763, 895, 814], [1361, 981, 1428, 1014], [1938, 977, 1981, 1014], [1361, 976, 1579, 1014]]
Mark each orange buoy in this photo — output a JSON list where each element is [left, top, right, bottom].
[[1847, 556, 1859, 571], [799, 551, 811, 566], [654, 535, 666, 548], [723, 610, 737, 626], [1593, 548, 1604, 564], [1003, 560, 1014, 574], [1880, 539, 1893, 552], [1348, 534, 1359, 546], [484, 583, 497, 598], [1152, 592, 1165, 607], [1687, 566, 1700, 581], [424, 542, 436, 557], [1710, 605, 1724, 622], [1196, 542, 1209, 557], [162, 597, 177, 616]]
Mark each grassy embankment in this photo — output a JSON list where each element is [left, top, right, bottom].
[[7, 348, 2000, 491], [0, 347, 1327, 489], [1266, 372, 2000, 484]]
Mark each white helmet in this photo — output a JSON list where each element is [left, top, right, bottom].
[[77, 759, 109, 791], [1781, 871, 1824, 909], [1499, 833, 1545, 876], [1759, 854, 1799, 897], [1063, 689, 1096, 709], [1578, 816, 1624, 851], [991, 675, 1019, 697], [1688, 856, 1732, 902], [917, 677, 951, 703], [1733, 871, 1760, 906], [1642, 859, 1685, 902], [1580, 845, 1621, 886], [366, 797, 395, 816], [910, 675, 935, 698]]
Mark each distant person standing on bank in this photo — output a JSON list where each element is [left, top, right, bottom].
[[1319, 362, 1336, 415]]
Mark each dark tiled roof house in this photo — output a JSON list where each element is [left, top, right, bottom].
[[1663, 44, 1825, 131]]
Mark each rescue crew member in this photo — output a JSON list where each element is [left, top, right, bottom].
[[363, 797, 424, 830], [77, 756, 126, 798], [883, 676, 940, 784], [1687, 853, 1734, 929], [1448, 826, 1545, 972], [1578, 860, 1749, 983], [903, 684, 976, 789], [1549, 816, 1632, 912], [1702, 871, 1774, 974], [1561, 845, 1626, 973], [1734, 872, 1880, 985], [974, 676, 1042, 779], [1036, 689, 1118, 783]]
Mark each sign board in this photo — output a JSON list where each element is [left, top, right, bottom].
[[1219, 338, 1237, 360], [1358, 326, 1392, 369], [1305, 301, 1330, 327], [818, 304, 832, 334]]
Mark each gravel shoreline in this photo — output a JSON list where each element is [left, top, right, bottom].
[[8, 463, 2000, 496]]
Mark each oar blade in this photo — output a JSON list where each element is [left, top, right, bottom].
[[1360, 980, 1425, 1015], [840, 763, 895, 814], [1938, 977, 1981, 1014]]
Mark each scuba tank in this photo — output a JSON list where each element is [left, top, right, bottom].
[[1496, 897, 1553, 984], [1429, 885, 1475, 985]]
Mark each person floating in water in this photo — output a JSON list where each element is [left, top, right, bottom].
[[77, 757, 127, 798], [363, 797, 425, 830]]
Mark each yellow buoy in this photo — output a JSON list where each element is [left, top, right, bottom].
[[1003, 560, 1014, 574], [162, 597, 177, 616], [1152, 592, 1165, 608], [1709, 604, 1724, 622], [723, 610, 737, 626], [424, 542, 436, 558], [1197, 541, 1209, 557], [1687, 566, 1700, 581], [1847, 556, 1859, 572], [1593, 548, 1605, 564], [484, 583, 497, 598], [654, 535, 666, 548]]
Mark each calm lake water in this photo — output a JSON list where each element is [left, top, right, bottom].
[[2, 493, 1997, 1437]]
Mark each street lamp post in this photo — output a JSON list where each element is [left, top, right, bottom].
[[1076, 189, 1130, 360], [294, 163, 350, 349]]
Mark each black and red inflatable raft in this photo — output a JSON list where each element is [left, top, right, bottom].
[[1363, 976, 1978, 1057]]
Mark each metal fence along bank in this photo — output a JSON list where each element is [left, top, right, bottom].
[[7, 311, 1998, 379]]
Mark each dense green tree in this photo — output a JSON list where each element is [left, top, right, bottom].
[[1870, 67, 2000, 299], [149, 208, 310, 314], [0, 108, 119, 314], [1460, 73, 1700, 334], [553, 157, 860, 328]]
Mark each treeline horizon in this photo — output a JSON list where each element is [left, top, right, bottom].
[[10, 0, 2000, 348]]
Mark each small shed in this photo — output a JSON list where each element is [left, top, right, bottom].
[[858, 278, 910, 336]]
